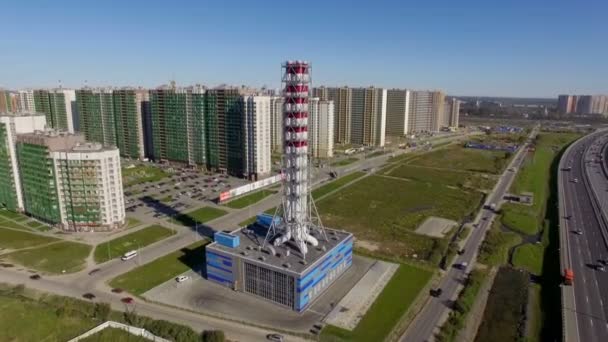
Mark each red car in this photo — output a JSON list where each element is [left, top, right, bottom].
[[121, 297, 134, 304]]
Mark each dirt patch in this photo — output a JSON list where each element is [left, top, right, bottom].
[[415, 216, 458, 238], [357, 240, 380, 251]]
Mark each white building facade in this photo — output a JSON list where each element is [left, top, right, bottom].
[[309, 98, 334, 158], [243, 95, 271, 179]]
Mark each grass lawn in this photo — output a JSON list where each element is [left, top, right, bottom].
[[126, 217, 141, 228], [94, 225, 175, 263], [385, 165, 496, 190], [312, 172, 366, 200], [25, 221, 50, 231], [318, 175, 481, 261], [512, 243, 543, 275], [501, 204, 539, 235], [0, 227, 58, 250], [171, 207, 228, 227], [332, 157, 358, 167], [122, 165, 169, 187], [238, 216, 257, 227], [110, 240, 209, 295], [0, 289, 100, 342], [81, 327, 150, 342], [365, 151, 386, 159], [0, 209, 25, 220], [0, 219, 32, 231], [408, 145, 511, 174], [224, 189, 276, 209], [5, 241, 91, 274], [321, 264, 432, 342]]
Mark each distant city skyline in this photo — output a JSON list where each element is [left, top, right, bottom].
[[1, 0, 607, 97]]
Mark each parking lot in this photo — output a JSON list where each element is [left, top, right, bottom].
[[122, 162, 249, 220]]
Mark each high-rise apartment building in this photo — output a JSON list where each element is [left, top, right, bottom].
[[205, 88, 243, 174], [591, 95, 608, 115], [408, 90, 445, 133], [350, 87, 387, 147], [309, 98, 334, 158], [0, 113, 47, 211], [17, 90, 36, 112], [114, 89, 148, 160], [76, 88, 116, 146], [385, 89, 411, 137], [442, 98, 461, 128], [0, 90, 19, 113], [557, 95, 578, 114], [314, 87, 352, 144], [558, 94, 608, 116], [150, 86, 206, 165], [33, 89, 77, 133], [270, 96, 284, 152], [242, 95, 271, 179], [16, 131, 124, 231]]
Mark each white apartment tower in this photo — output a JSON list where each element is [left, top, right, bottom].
[[309, 98, 334, 158], [18, 90, 36, 112], [243, 95, 272, 179], [350, 87, 387, 147]]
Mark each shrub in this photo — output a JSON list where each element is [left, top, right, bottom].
[[202, 330, 226, 342]]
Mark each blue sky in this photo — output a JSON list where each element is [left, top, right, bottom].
[[1, 0, 607, 97]]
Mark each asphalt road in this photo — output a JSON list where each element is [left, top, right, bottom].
[[401, 128, 537, 342], [560, 131, 608, 342]]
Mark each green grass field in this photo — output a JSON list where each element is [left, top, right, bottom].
[[332, 157, 358, 167], [110, 240, 209, 295], [0, 219, 33, 231], [312, 172, 366, 200], [224, 189, 276, 209], [25, 220, 50, 231], [365, 151, 386, 159], [0, 227, 58, 250], [94, 225, 175, 263], [81, 328, 150, 342], [0, 289, 99, 341], [0, 209, 25, 220], [512, 244, 543, 275], [318, 175, 481, 261], [408, 145, 511, 174], [321, 264, 432, 342], [171, 207, 228, 228], [126, 217, 141, 228], [500, 203, 539, 235], [122, 165, 169, 187], [5, 241, 92, 274], [385, 165, 496, 190]]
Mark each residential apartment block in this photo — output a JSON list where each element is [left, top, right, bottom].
[[309, 98, 334, 158], [558, 94, 608, 116], [242, 95, 271, 178], [270, 96, 284, 152], [314, 87, 352, 144], [17, 90, 36, 112], [442, 98, 461, 128], [0, 113, 47, 211], [350, 87, 386, 147], [16, 131, 124, 231], [0, 90, 18, 113], [76, 88, 148, 159], [33, 89, 78, 133], [385, 89, 411, 137], [408, 90, 445, 133]]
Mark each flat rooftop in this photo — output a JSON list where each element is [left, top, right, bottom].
[[208, 224, 352, 275]]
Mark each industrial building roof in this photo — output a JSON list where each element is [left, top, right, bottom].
[[208, 224, 352, 275]]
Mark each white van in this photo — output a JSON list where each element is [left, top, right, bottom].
[[121, 250, 137, 261]]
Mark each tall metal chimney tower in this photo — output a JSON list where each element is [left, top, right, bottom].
[[265, 60, 326, 259]]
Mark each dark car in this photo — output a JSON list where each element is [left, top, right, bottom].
[[111, 288, 124, 294], [82, 293, 96, 300], [430, 288, 443, 297], [457, 249, 466, 255], [88, 268, 101, 276], [121, 297, 134, 304], [29, 274, 41, 280]]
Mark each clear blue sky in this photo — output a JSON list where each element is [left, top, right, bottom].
[[2, 0, 607, 97]]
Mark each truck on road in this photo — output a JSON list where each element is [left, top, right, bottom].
[[564, 269, 574, 285]]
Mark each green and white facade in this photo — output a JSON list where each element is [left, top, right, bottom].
[[33, 89, 77, 133], [76, 88, 148, 160], [15, 132, 125, 231], [0, 113, 47, 211]]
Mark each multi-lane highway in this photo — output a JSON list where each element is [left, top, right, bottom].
[[560, 131, 608, 342], [401, 127, 537, 342]]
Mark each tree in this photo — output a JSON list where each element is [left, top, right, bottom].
[[202, 330, 226, 342]]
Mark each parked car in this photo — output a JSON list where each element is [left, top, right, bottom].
[[82, 293, 96, 300], [111, 288, 123, 293], [29, 274, 41, 280], [88, 268, 101, 276], [121, 297, 134, 304], [266, 334, 284, 342], [176, 275, 189, 283], [430, 288, 443, 297]]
